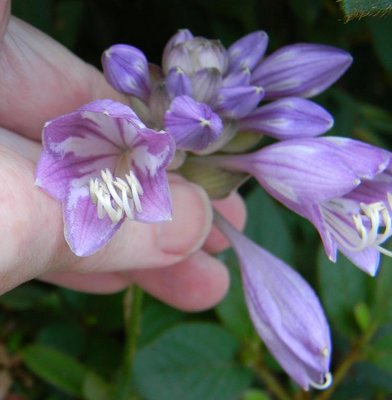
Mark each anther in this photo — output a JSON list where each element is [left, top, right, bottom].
[[89, 168, 144, 223]]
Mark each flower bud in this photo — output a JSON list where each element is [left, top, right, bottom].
[[214, 212, 332, 390]]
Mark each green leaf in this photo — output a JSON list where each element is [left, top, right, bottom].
[[83, 371, 112, 400], [216, 252, 254, 341], [368, 331, 392, 373], [0, 283, 51, 310], [373, 255, 392, 323], [245, 186, 293, 263], [53, 0, 85, 49], [138, 298, 185, 347], [241, 389, 272, 400], [318, 248, 370, 336], [340, 0, 392, 21], [21, 345, 88, 397], [368, 16, 392, 73], [133, 323, 252, 400], [36, 321, 86, 356]]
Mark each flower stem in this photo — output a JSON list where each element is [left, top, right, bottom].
[[253, 360, 293, 400], [116, 285, 144, 400]]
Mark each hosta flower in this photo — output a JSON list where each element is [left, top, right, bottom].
[[102, 30, 351, 152], [205, 137, 392, 275], [36, 99, 175, 256], [214, 211, 332, 390]]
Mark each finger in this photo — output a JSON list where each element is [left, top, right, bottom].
[[0, 127, 41, 161], [204, 192, 247, 253], [130, 250, 230, 311], [39, 250, 230, 312], [0, 16, 125, 140], [0, 0, 10, 40], [0, 147, 212, 295], [0, 126, 247, 256]]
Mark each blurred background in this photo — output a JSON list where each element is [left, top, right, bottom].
[[1, 1, 392, 399]]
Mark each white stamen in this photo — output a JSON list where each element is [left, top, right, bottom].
[[89, 168, 144, 223], [309, 372, 333, 390], [323, 198, 392, 255]]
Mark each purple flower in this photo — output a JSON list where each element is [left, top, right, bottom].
[[204, 137, 392, 275], [102, 30, 349, 151], [164, 95, 223, 151], [251, 43, 353, 99], [36, 99, 175, 256], [214, 211, 332, 390]]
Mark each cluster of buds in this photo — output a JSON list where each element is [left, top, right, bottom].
[[36, 29, 392, 390]]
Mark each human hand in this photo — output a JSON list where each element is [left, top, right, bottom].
[[0, 0, 246, 311]]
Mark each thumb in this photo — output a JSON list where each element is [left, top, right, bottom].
[[0, 0, 10, 40]]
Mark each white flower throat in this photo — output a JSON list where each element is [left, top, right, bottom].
[[88, 151, 144, 222]]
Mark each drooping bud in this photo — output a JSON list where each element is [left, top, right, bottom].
[[214, 211, 332, 391]]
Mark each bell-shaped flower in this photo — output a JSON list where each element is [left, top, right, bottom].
[[205, 137, 392, 275], [239, 97, 334, 140], [36, 99, 175, 256], [102, 45, 151, 102], [164, 95, 223, 151], [251, 44, 353, 99], [214, 211, 332, 391]]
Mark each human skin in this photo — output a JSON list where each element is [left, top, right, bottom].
[[0, 0, 246, 311]]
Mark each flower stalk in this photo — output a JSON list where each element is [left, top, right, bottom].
[[116, 285, 144, 400]]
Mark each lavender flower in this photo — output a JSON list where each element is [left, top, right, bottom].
[[36, 99, 174, 256], [214, 211, 332, 390], [205, 137, 392, 275], [102, 29, 351, 151]]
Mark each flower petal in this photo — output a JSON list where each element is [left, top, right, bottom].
[[338, 247, 380, 276], [251, 44, 352, 99], [318, 137, 390, 180], [102, 45, 151, 102], [166, 67, 193, 98], [133, 169, 172, 222], [213, 85, 264, 119], [228, 31, 269, 72], [162, 29, 194, 73], [36, 150, 117, 201], [164, 95, 223, 151], [239, 97, 333, 139], [191, 67, 222, 103], [64, 186, 123, 256]]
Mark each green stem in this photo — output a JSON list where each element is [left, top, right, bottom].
[[315, 323, 378, 400], [116, 285, 144, 400], [253, 360, 293, 400]]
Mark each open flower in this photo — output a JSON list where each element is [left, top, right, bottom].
[[102, 30, 350, 152], [214, 211, 332, 390], [36, 99, 175, 256], [204, 137, 392, 275]]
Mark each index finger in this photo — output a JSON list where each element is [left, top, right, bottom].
[[0, 14, 125, 140]]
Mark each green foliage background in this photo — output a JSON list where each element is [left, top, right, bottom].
[[1, 0, 392, 399]]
